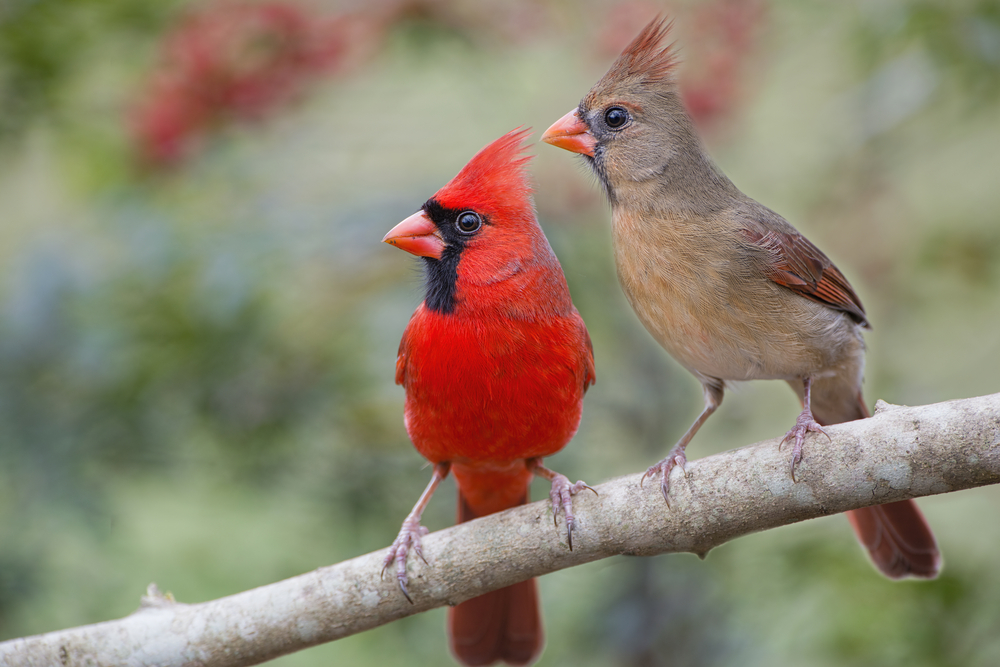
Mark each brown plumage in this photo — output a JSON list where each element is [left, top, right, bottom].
[[542, 17, 940, 579]]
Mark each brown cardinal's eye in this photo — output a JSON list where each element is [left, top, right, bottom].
[[604, 106, 630, 129], [456, 211, 482, 234]]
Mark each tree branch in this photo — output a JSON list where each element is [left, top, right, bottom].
[[3, 393, 999, 667]]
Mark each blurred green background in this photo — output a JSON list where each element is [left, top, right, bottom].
[[2, 0, 999, 665]]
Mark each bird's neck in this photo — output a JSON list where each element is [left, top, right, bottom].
[[421, 232, 573, 320], [613, 143, 743, 218], [456, 258, 573, 321]]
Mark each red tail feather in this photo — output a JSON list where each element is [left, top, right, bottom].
[[449, 580, 542, 666], [448, 489, 543, 666]]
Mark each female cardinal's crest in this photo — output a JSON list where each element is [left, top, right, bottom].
[[435, 128, 534, 220], [605, 17, 678, 85]]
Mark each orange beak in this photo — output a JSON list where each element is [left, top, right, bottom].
[[383, 211, 445, 259], [541, 108, 597, 157]]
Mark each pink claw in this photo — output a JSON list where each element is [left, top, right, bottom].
[[782, 411, 830, 482], [546, 473, 597, 550], [381, 516, 430, 604], [642, 445, 688, 507]]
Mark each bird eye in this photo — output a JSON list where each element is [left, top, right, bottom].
[[455, 211, 482, 234], [604, 106, 630, 129]]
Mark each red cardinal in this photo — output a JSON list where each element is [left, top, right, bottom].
[[541, 18, 940, 579], [381, 129, 596, 665]]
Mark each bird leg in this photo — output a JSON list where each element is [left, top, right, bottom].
[[528, 458, 596, 551], [781, 376, 830, 481], [381, 462, 450, 603], [643, 380, 724, 506]]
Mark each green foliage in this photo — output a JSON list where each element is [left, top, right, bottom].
[[0, 0, 188, 140], [853, 0, 1000, 106], [919, 227, 1000, 287]]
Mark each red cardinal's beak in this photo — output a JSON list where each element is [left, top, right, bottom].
[[383, 211, 445, 259], [541, 108, 597, 157]]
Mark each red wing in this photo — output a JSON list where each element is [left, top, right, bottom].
[[395, 322, 414, 386], [581, 319, 597, 391], [742, 228, 870, 328], [395, 350, 407, 386]]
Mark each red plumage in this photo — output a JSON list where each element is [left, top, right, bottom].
[[383, 129, 595, 666]]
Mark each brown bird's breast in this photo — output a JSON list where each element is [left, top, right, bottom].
[[610, 206, 864, 384]]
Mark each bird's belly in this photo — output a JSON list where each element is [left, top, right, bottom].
[[627, 293, 767, 381], [405, 378, 583, 465], [616, 255, 849, 383]]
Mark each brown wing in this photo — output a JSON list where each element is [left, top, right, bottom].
[[742, 228, 871, 329]]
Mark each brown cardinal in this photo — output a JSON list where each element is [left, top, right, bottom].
[[381, 129, 596, 665], [541, 18, 940, 579]]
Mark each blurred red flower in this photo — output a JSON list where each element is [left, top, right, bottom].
[[679, 0, 767, 131], [131, 1, 373, 167]]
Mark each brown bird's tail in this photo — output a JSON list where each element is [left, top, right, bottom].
[[845, 496, 940, 578], [809, 383, 942, 579], [448, 486, 543, 666]]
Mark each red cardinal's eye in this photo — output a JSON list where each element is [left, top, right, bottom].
[[456, 211, 482, 234], [604, 106, 630, 129]]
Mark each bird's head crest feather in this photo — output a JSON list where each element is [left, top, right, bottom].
[[434, 128, 534, 219], [604, 16, 678, 86]]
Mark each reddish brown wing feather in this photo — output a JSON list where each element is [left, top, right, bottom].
[[743, 228, 871, 328]]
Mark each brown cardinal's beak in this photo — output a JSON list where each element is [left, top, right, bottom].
[[541, 108, 597, 157], [383, 211, 445, 259]]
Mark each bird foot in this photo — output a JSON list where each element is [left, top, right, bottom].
[[781, 410, 830, 482], [641, 445, 688, 506], [546, 472, 597, 550], [380, 515, 430, 603]]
